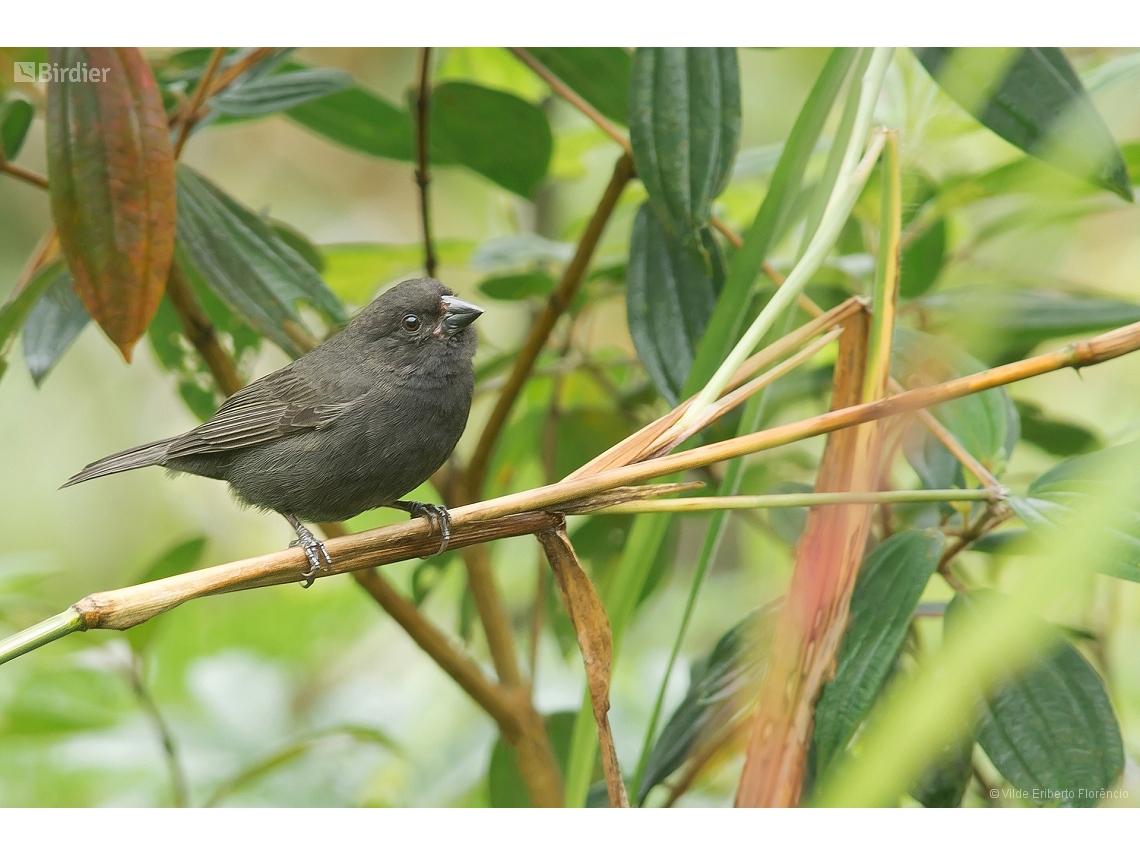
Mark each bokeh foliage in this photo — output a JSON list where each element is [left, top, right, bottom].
[[2, 46, 1140, 807]]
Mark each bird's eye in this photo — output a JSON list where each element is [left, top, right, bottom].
[[402, 314, 421, 332]]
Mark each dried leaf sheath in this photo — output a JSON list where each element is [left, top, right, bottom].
[[536, 524, 629, 808]]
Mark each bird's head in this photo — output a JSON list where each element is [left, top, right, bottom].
[[348, 278, 483, 371]]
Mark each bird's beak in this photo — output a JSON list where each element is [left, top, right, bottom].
[[439, 295, 484, 337]]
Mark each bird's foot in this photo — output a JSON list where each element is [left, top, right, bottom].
[[392, 501, 452, 556], [284, 514, 331, 588]]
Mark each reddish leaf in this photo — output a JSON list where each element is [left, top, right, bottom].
[[46, 47, 176, 360]]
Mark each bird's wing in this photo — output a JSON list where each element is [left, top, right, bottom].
[[166, 368, 356, 457]]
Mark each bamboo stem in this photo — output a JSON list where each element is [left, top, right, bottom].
[[594, 488, 999, 514]]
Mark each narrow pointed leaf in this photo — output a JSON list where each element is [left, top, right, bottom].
[[46, 47, 176, 360], [0, 261, 68, 358], [914, 48, 1132, 200], [629, 48, 740, 242], [22, 268, 90, 386], [627, 203, 725, 403], [637, 603, 779, 804], [916, 286, 1140, 365], [525, 48, 631, 125], [175, 164, 346, 357], [813, 531, 945, 772], [211, 68, 353, 117], [684, 47, 857, 395]]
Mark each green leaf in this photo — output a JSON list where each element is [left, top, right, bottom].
[[270, 220, 325, 274], [909, 738, 974, 808], [430, 81, 553, 197], [321, 241, 474, 304], [684, 48, 858, 396], [46, 47, 176, 359], [554, 409, 633, 479], [637, 602, 779, 804], [627, 203, 725, 403], [175, 164, 346, 357], [813, 531, 945, 772], [211, 68, 353, 117], [478, 271, 555, 301], [950, 592, 1125, 806], [525, 48, 631, 125], [1014, 400, 1100, 457], [1, 97, 34, 159], [287, 84, 416, 161], [899, 174, 946, 299], [913, 48, 1132, 201], [147, 251, 262, 420], [1012, 442, 1140, 583], [892, 328, 1016, 474], [766, 482, 815, 544], [488, 710, 578, 807], [2, 667, 134, 736], [916, 286, 1140, 365], [629, 48, 741, 243], [22, 268, 89, 386], [0, 261, 70, 368]]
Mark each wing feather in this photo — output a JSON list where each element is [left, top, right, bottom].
[[166, 367, 355, 457]]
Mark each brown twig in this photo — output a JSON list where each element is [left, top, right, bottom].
[[0, 158, 49, 189], [414, 47, 437, 277], [508, 48, 630, 153], [173, 47, 227, 159], [465, 152, 634, 498], [164, 259, 243, 396], [125, 651, 189, 807]]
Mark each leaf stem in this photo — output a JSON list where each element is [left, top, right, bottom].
[[0, 158, 49, 189], [414, 47, 437, 278], [173, 47, 227, 159], [594, 489, 1000, 514]]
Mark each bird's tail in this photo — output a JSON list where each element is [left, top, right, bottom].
[[61, 438, 174, 488]]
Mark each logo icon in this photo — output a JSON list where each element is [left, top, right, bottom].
[[13, 62, 36, 83]]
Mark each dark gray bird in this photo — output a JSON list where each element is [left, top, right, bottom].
[[63, 278, 482, 586]]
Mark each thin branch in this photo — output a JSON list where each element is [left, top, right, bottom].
[[0, 158, 49, 189], [595, 488, 1000, 515], [508, 48, 630, 154], [414, 47, 437, 277], [173, 47, 227, 159], [465, 152, 634, 498], [164, 259, 243, 397], [126, 652, 189, 807]]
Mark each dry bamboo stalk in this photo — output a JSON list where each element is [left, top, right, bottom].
[[567, 297, 865, 479], [6, 320, 1140, 663]]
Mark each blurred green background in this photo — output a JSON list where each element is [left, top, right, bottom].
[[1, 47, 1139, 806]]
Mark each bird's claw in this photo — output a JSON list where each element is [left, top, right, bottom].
[[399, 501, 452, 556], [288, 522, 331, 588]]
